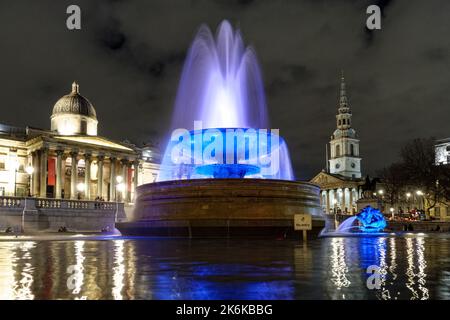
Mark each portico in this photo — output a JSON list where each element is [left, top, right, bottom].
[[27, 136, 141, 202], [312, 171, 363, 215]]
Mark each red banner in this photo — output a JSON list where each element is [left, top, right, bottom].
[[128, 167, 133, 191], [47, 158, 56, 186]]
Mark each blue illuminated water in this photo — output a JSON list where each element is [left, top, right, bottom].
[[157, 20, 295, 182], [0, 235, 449, 299], [333, 206, 388, 234]]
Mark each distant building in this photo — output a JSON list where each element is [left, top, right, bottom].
[[0, 82, 160, 201], [432, 137, 450, 220], [311, 73, 364, 215], [435, 137, 450, 165]]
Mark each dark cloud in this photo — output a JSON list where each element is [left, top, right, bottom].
[[0, 0, 449, 180]]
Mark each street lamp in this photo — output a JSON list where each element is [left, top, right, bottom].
[[332, 198, 338, 228], [12, 160, 20, 197], [378, 190, 384, 195], [117, 182, 125, 196], [115, 176, 123, 201], [416, 190, 424, 211], [390, 207, 395, 220], [25, 166, 34, 197], [77, 182, 85, 200]]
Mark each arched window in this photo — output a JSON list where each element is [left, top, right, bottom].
[[336, 144, 340, 157], [338, 120, 341, 126], [350, 144, 355, 156]]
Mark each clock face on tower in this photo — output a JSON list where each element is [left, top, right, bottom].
[[335, 163, 340, 169], [351, 162, 356, 168]]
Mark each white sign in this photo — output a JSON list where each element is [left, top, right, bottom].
[[294, 214, 312, 231]]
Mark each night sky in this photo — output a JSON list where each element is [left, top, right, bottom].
[[0, 0, 449, 180]]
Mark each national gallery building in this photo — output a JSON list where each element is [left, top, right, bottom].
[[0, 82, 160, 202]]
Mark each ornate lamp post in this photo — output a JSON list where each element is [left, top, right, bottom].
[[77, 182, 85, 200], [115, 176, 124, 202], [25, 166, 34, 197], [332, 198, 338, 229]]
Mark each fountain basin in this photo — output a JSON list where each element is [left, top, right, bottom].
[[120, 179, 323, 237]]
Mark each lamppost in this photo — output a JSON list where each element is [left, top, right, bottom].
[[115, 175, 124, 202], [333, 198, 338, 229], [12, 160, 20, 197], [390, 207, 395, 221], [405, 192, 411, 213], [416, 190, 424, 217], [377, 189, 384, 211], [77, 182, 85, 200], [25, 166, 34, 197], [416, 190, 423, 209]]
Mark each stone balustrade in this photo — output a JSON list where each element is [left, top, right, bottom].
[[0, 196, 126, 233], [34, 198, 117, 210], [0, 196, 23, 208]]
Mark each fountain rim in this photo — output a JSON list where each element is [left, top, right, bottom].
[[136, 177, 321, 192]]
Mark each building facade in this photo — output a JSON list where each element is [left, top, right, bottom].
[[433, 137, 450, 219], [311, 73, 364, 215], [435, 137, 450, 166], [0, 82, 160, 203]]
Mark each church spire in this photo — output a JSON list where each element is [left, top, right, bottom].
[[335, 71, 352, 130], [338, 71, 349, 113]]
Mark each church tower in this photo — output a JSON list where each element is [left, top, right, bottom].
[[328, 72, 362, 178]]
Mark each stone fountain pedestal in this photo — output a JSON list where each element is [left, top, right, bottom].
[[117, 178, 324, 238]]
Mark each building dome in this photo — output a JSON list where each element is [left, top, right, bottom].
[[52, 82, 97, 119], [51, 82, 98, 136]]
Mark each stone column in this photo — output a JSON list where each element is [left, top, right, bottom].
[[342, 188, 347, 213], [349, 188, 354, 214], [84, 153, 91, 200], [97, 155, 104, 199], [121, 159, 129, 203], [326, 190, 331, 214], [70, 151, 78, 200], [133, 160, 139, 202], [31, 151, 39, 197], [109, 157, 116, 201], [55, 150, 64, 199], [39, 148, 48, 198]]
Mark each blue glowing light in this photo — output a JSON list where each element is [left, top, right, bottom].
[[356, 206, 387, 233], [157, 20, 296, 182], [158, 127, 294, 181]]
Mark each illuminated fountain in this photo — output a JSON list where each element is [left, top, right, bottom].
[[321, 206, 388, 237], [157, 20, 293, 182], [129, 21, 322, 237]]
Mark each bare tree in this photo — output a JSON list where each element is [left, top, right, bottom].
[[399, 138, 449, 215], [377, 162, 407, 209]]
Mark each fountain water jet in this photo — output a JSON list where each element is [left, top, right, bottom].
[[320, 206, 388, 237], [157, 20, 294, 182], [125, 20, 322, 237]]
